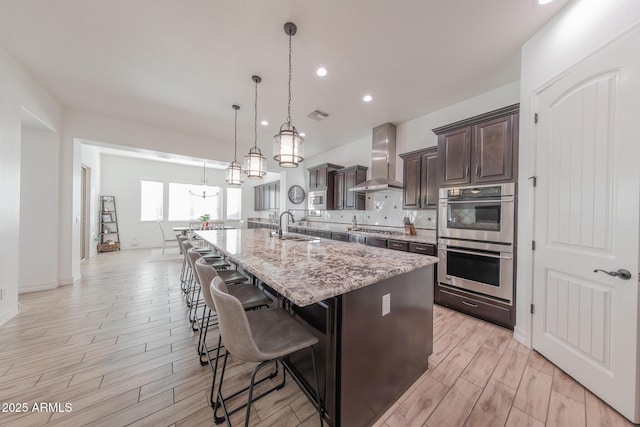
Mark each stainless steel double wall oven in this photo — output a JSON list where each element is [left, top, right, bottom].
[[438, 183, 516, 304]]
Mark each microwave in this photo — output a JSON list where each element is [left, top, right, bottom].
[[308, 190, 327, 211]]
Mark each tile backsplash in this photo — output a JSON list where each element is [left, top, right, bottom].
[[290, 190, 437, 230]]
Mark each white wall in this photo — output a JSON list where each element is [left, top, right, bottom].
[[0, 44, 61, 326], [61, 108, 248, 281], [99, 154, 271, 249], [19, 128, 59, 293], [515, 0, 640, 345]]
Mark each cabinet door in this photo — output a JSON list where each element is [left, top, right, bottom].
[[254, 186, 262, 211], [421, 148, 438, 207], [473, 114, 514, 183], [263, 185, 270, 210], [439, 127, 471, 186], [344, 169, 357, 209], [316, 168, 327, 188], [334, 172, 344, 210], [275, 183, 280, 210], [309, 170, 318, 189], [402, 153, 421, 209]]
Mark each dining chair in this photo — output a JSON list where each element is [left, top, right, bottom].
[[210, 276, 324, 427], [156, 221, 174, 256]]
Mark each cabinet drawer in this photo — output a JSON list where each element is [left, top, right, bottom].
[[307, 230, 319, 237], [387, 240, 408, 251], [349, 234, 366, 244], [331, 232, 348, 242], [366, 236, 387, 248], [438, 287, 513, 328], [317, 230, 332, 239], [409, 242, 436, 256]]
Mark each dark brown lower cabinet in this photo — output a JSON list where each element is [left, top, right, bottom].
[[436, 285, 514, 329]]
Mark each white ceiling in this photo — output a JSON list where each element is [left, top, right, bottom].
[[0, 0, 569, 161]]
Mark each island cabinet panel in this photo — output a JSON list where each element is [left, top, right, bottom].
[[400, 147, 438, 209], [434, 104, 519, 187], [287, 267, 434, 427]]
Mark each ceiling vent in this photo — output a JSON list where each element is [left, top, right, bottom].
[[307, 109, 330, 121]]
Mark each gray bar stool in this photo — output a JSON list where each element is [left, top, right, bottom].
[[178, 235, 216, 291], [210, 276, 323, 427], [186, 248, 248, 327], [193, 258, 272, 399]]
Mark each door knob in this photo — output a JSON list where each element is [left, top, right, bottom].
[[593, 268, 632, 280]]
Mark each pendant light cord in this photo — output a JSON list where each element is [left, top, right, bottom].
[[254, 79, 258, 148], [287, 33, 292, 125], [234, 107, 238, 161]]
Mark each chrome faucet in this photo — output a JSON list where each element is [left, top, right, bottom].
[[278, 211, 295, 239], [352, 215, 358, 230]]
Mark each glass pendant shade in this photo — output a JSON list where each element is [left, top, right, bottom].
[[226, 159, 243, 186], [225, 104, 243, 186], [243, 146, 266, 179], [273, 22, 304, 168], [274, 122, 304, 168], [243, 75, 267, 178]]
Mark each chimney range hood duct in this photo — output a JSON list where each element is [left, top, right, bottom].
[[350, 122, 403, 192]]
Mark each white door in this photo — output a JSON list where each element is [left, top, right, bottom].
[[532, 28, 640, 423]]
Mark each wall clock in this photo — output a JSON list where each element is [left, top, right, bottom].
[[288, 185, 306, 204]]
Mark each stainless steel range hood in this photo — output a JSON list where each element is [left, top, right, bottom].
[[350, 122, 403, 192]]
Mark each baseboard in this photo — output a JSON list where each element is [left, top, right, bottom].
[[0, 305, 19, 326], [18, 280, 59, 294], [513, 325, 531, 348]]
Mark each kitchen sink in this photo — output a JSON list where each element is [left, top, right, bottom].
[[279, 234, 321, 243]]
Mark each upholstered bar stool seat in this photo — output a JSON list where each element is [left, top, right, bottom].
[[194, 258, 272, 369], [211, 276, 323, 427]]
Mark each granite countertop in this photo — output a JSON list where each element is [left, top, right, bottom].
[[195, 229, 438, 307]]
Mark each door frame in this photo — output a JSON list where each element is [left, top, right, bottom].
[[80, 164, 91, 261]]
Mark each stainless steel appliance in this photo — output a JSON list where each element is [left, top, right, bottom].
[[308, 190, 327, 211], [438, 238, 514, 304], [438, 183, 515, 243]]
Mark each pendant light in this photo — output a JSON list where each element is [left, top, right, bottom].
[[225, 104, 244, 186], [189, 161, 219, 198], [243, 75, 267, 178], [273, 22, 304, 168]]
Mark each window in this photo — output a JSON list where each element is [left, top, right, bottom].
[[226, 188, 242, 220], [140, 180, 163, 221], [168, 182, 222, 221]]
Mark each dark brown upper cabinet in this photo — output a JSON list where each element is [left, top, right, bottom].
[[333, 165, 367, 210], [400, 147, 438, 209], [434, 104, 519, 187], [308, 163, 343, 190], [253, 181, 280, 211]]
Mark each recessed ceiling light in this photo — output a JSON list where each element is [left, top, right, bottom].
[[260, 120, 269, 126], [316, 67, 327, 77], [299, 132, 306, 137], [537, 0, 553, 4], [363, 95, 373, 102]]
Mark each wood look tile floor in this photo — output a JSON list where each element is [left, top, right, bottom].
[[0, 248, 635, 427]]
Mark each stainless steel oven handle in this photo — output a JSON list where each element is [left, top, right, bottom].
[[443, 247, 513, 260]]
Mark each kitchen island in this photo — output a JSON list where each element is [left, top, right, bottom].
[[196, 228, 438, 427]]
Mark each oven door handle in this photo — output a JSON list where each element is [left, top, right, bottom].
[[443, 247, 513, 260], [440, 198, 514, 205]]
